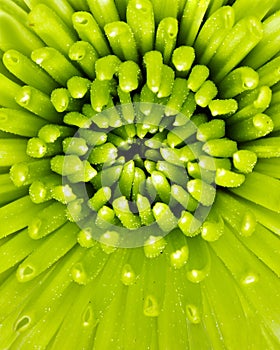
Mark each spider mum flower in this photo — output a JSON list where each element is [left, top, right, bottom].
[[1, 0, 280, 348]]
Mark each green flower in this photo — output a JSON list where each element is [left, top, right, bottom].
[[1, 0, 280, 348]]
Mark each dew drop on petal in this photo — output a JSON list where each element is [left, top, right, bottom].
[[186, 304, 201, 324]]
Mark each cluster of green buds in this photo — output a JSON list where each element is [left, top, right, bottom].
[[1, 0, 275, 254], [1, 0, 280, 348]]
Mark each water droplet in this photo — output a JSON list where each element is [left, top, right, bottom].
[[82, 303, 98, 328], [14, 315, 31, 332], [71, 262, 87, 285], [143, 295, 159, 317], [170, 245, 189, 269], [28, 218, 42, 239], [186, 304, 201, 324], [186, 269, 208, 284], [240, 211, 256, 237], [186, 237, 210, 283], [241, 272, 259, 285], [121, 264, 136, 286], [17, 265, 35, 282]]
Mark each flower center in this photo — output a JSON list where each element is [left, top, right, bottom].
[[3, 1, 274, 253]]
